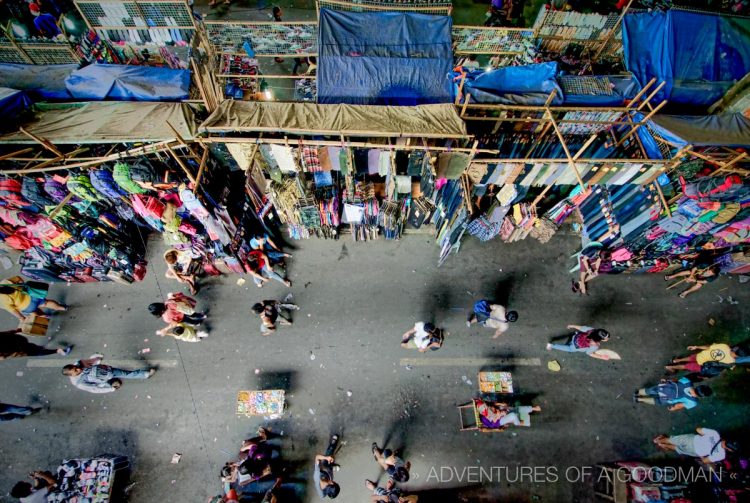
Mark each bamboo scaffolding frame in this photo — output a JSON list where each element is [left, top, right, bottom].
[[531, 132, 598, 207], [614, 100, 667, 147], [193, 147, 209, 193], [201, 128, 471, 140], [546, 107, 586, 189], [19, 128, 63, 156], [0, 148, 34, 161]]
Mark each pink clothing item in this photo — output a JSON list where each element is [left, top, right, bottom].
[[435, 178, 448, 190]]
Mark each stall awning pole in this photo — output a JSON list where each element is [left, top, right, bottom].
[[546, 107, 586, 190]]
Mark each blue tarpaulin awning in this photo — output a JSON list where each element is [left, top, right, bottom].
[[65, 64, 191, 101], [317, 8, 453, 106]]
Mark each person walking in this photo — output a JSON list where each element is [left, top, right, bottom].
[[62, 354, 155, 393], [401, 322, 443, 352], [314, 434, 340, 499], [667, 343, 736, 373], [467, 300, 518, 338], [0, 402, 42, 422], [634, 377, 712, 411], [0, 277, 67, 323], [370, 443, 411, 483], [247, 250, 292, 288], [365, 479, 419, 502], [252, 299, 299, 335], [0, 329, 71, 360], [654, 427, 736, 464], [546, 325, 611, 359], [149, 292, 206, 326]]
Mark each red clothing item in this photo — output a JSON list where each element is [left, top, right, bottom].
[[162, 293, 197, 323], [247, 250, 266, 272]]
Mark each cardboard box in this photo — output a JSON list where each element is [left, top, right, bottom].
[[19, 314, 49, 337]]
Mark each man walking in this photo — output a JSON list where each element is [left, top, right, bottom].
[[314, 434, 340, 499], [62, 354, 155, 393], [467, 300, 518, 338], [634, 377, 712, 411], [252, 299, 299, 335], [0, 328, 71, 360], [0, 402, 42, 422]]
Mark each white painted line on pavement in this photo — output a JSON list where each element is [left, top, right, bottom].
[[26, 359, 180, 368], [399, 357, 541, 367]]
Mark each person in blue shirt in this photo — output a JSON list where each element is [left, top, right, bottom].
[[634, 377, 712, 411], [29, 3, 60, 37]]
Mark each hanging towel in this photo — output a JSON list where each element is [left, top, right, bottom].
[[379, 151, 391, 176], [368, 149, 381, 175], [269, 145, 297, 174], [314, 171, 333, 187], [301, 146, 321, 172], [318, 147, 333, 172], [328, 147, 342, 171]]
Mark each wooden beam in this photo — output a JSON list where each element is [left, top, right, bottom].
[[532, 133, 598, 207], [653, 181, 671, 217], [592, 0, 634, 63], [455, 73, 466, 106], [16, 147, 89, 174], [708, 71, 750, 114], [193, 147, 210, 193], [636, 82, 667, 112], [615, 100, 667, 147], [166, 121, 201, 162], [48, 192, 74, 219], [712, 152, 749, 177], [0, 148, 33, 162], [19, 128, 63, 156], [546, 108, 586, 190], [627, 78, 656, 109], [168, 149, 197, 184]]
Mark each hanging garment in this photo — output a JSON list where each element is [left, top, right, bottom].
[[338, 148, 349, 175], [0, 178, 26, 206], [21, 178, 56, 208], [378, 151, 391, 176], [313, 171, 333, 187], [131, 195, 164, 231], [180, 188, 210, 223], [67, 175, 104, 203], [129, 161, 158, 185], [342, 203, 364, 224], [396, 176, 412, 194], [90, 168, 127, 200], [407, 151, 425, 176], [437, 152, 469, 180], [353, 149, 369, 174], [269, 145, 297, 174], [368, 149, 382, 175], [43, 177, 72, 203], [318, 147, 333, 172], [113, 162, 148, 194], [301, 146, 322, 172]]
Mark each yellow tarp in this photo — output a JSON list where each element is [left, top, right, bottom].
[[200, 101, 468, 138]]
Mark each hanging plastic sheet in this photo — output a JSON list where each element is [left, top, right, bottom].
[[637, 112, 750, 147], [622, 10, 750, 107], [0, 88, 33, 122], [317, 9, 453, 105], [65, 64, 191, 101], [0, 64, 77, 100], [461, 63, 564, 105]]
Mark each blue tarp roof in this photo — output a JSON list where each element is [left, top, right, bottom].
[[462, 62, 563, 106], [317, 8, 453, 105], [65, 64, 191, 101], [623, 10, 750, 108], [0, 64, 76, 100], [0, 87, 33, 121]]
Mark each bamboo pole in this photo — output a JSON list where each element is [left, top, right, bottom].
[[16, 147, 89, 174], [627, 78, 656, 109], [712, 152, 749, 177], [193, 148, 210, 193], [592, 0, 634, 63], [19, 128, 63, 156], [166, 121, 202, 161], [652, 180, 672, 217], [455, 74, 466, 106], [643, 145, 691, 185], [0, 148, 33, 161], [615, 100, 667, 147], [203, 136, 495, 155], [168, 149, 197, 184], [190, 58, 212, 112], [636, 82, 667, 112], [460, 94, 472, 117], [531, 133, 598, 207], [546, 108, 586, 189]]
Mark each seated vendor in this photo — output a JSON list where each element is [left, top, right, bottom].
[[475, 399, 542, 430]]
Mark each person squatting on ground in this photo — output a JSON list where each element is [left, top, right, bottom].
[[164, 249, 199, 294], [247, 250, 292, 288], [666, 343, 736, 373], [474, 399, 542, 430], [401, 322, 443, 352], [665, 265, 720, 299], [634, 377, 712, 411], [62, 354, 155, 393], [0, 277, 67, 322], [11, 470, 58, 502], [546, 325, 611, 359], [654, 427, 736, 464], [370, 443, 411, 483], [467, 300, 518, 338], [249, 234, 292, 264], [314, 434, 341, 499], [0, 328, 71, 360], [252, 299, 299, 335], [0, 402, 43, 422]]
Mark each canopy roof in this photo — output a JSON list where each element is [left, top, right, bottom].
[[200, 101, 469, 138], [0, 102, 196, 144], [650, 113, 750, 147]]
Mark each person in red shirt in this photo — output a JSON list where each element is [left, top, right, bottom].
[[246, 250, 291, 288], [148, 292, 207, 335]]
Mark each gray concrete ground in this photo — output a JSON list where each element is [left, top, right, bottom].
[[0, 231, 748, 502]]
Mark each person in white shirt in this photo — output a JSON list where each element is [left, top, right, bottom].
[[654, 427, 737, 464], [11, 470, 57, 502], [401, 322, 442, 352], [62, 354, 155, 394]]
